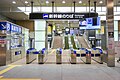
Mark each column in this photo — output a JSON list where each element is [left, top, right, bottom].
[[106, 0, 115, 67], [34, 20, 47, 50]]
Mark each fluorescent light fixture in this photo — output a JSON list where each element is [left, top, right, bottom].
[[99, 1, 103, 4], [25, 1, 28, 4], [46, 1, 49, 4], [62, 0, 66, 3], [12, 1, 16, 4], [79, 1, 82, 4]]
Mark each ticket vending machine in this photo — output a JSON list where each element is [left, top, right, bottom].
[[0, 21, 25, 66]]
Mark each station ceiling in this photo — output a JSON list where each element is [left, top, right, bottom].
[[0, 0, 119, 20]]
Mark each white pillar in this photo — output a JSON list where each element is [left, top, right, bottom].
[[34, 20, 47, 50]]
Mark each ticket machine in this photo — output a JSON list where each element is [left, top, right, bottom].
[[0, 21, 25, 66]]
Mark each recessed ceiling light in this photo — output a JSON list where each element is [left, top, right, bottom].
[[25, 1, 28, 4], [79, 1, 82, 4], [62, 0, 66, 4], [46, 1, 49, 4], [99, 1, 103, 4], [12, 1, 16, 4]]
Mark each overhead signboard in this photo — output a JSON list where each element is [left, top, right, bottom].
[[29, 12, 98, 19], [0, 22, 7, 30], [0, 22, 22, 33]]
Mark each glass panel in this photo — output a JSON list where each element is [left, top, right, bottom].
[[76, 7, 87, 12], [41, 7, 52, 12], [117, 7, 120, 11], [96, 7, 102, 12], [101, 7, 106, 12], [114, 16, 120, 20], [57, 7, 71, 12], [25, 41, 29, 51], [99, 16, 106, 20]]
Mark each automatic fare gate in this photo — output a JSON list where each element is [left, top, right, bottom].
[[91, 48, 103, 64], [38, 48, 47, 64], [26, 48, 38, 64], [56, 48, 62, 64], [79, 48, 91, 64], [70, 49, 76, 64]]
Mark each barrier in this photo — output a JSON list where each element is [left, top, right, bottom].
[[56, 48, 62, 64], [91, 48, 103, 64], [26, 48, 37, 64], [70, 49, 76, 64], [38, 48, 47, 64], [79, 48, 91, 64]]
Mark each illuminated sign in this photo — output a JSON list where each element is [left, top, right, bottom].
[[0, 22, 6, 30], [43, 14, 49, 19], [30, 12, 98, 19], [0, 22, 22, 33], [43, 14, 84, 19]]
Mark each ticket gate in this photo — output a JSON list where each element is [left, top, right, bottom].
[[26, 48, 37, 64], [70, 49, 76, 64], [56, 48, 62, 64], [38, 48, 47, 64], [91, 48, 103, 64], [79, 48, 91, 64]]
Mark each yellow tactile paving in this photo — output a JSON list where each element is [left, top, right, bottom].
[[0, 78, 41, 80], [0, 76, 3, 78], [50, 49, 56, 54], [8, 65, 22, 67], [0, 65, 20, 75]]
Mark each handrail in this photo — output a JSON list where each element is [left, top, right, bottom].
[[71, 35, 77, 49], [83, 33, 91, 48], [51, 34, 54, 49], [64, 35, 69, 49], [62, 35, 65, 49], [74, 36, 81, 49]]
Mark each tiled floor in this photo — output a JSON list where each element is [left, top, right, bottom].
[[0, 50, 120, 80], [0, 63, 120, 80]]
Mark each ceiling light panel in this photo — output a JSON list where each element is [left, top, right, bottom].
[[99, 1, 103, 4], [79, 1, 82, 4], [12, 1, 16, 4], [46, 0, 49, 4], [25, 1, 28, 4], [62, 0, 66, 3]]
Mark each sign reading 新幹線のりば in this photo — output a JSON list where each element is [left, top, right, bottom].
[[29, 12, 98, 19]]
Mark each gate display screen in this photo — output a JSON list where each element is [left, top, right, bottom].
[[79, 17, 100, 30]]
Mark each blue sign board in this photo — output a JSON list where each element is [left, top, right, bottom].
[[0, 22, 22, 33], [18, 27, 22, 33], [6, 23, 11, 31], [0, 22, 7, 30], [43, 14, 48, 19]]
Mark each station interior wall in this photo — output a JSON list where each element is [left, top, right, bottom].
[[16, 20, 34, 32], [1, 13, 120, 53]]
